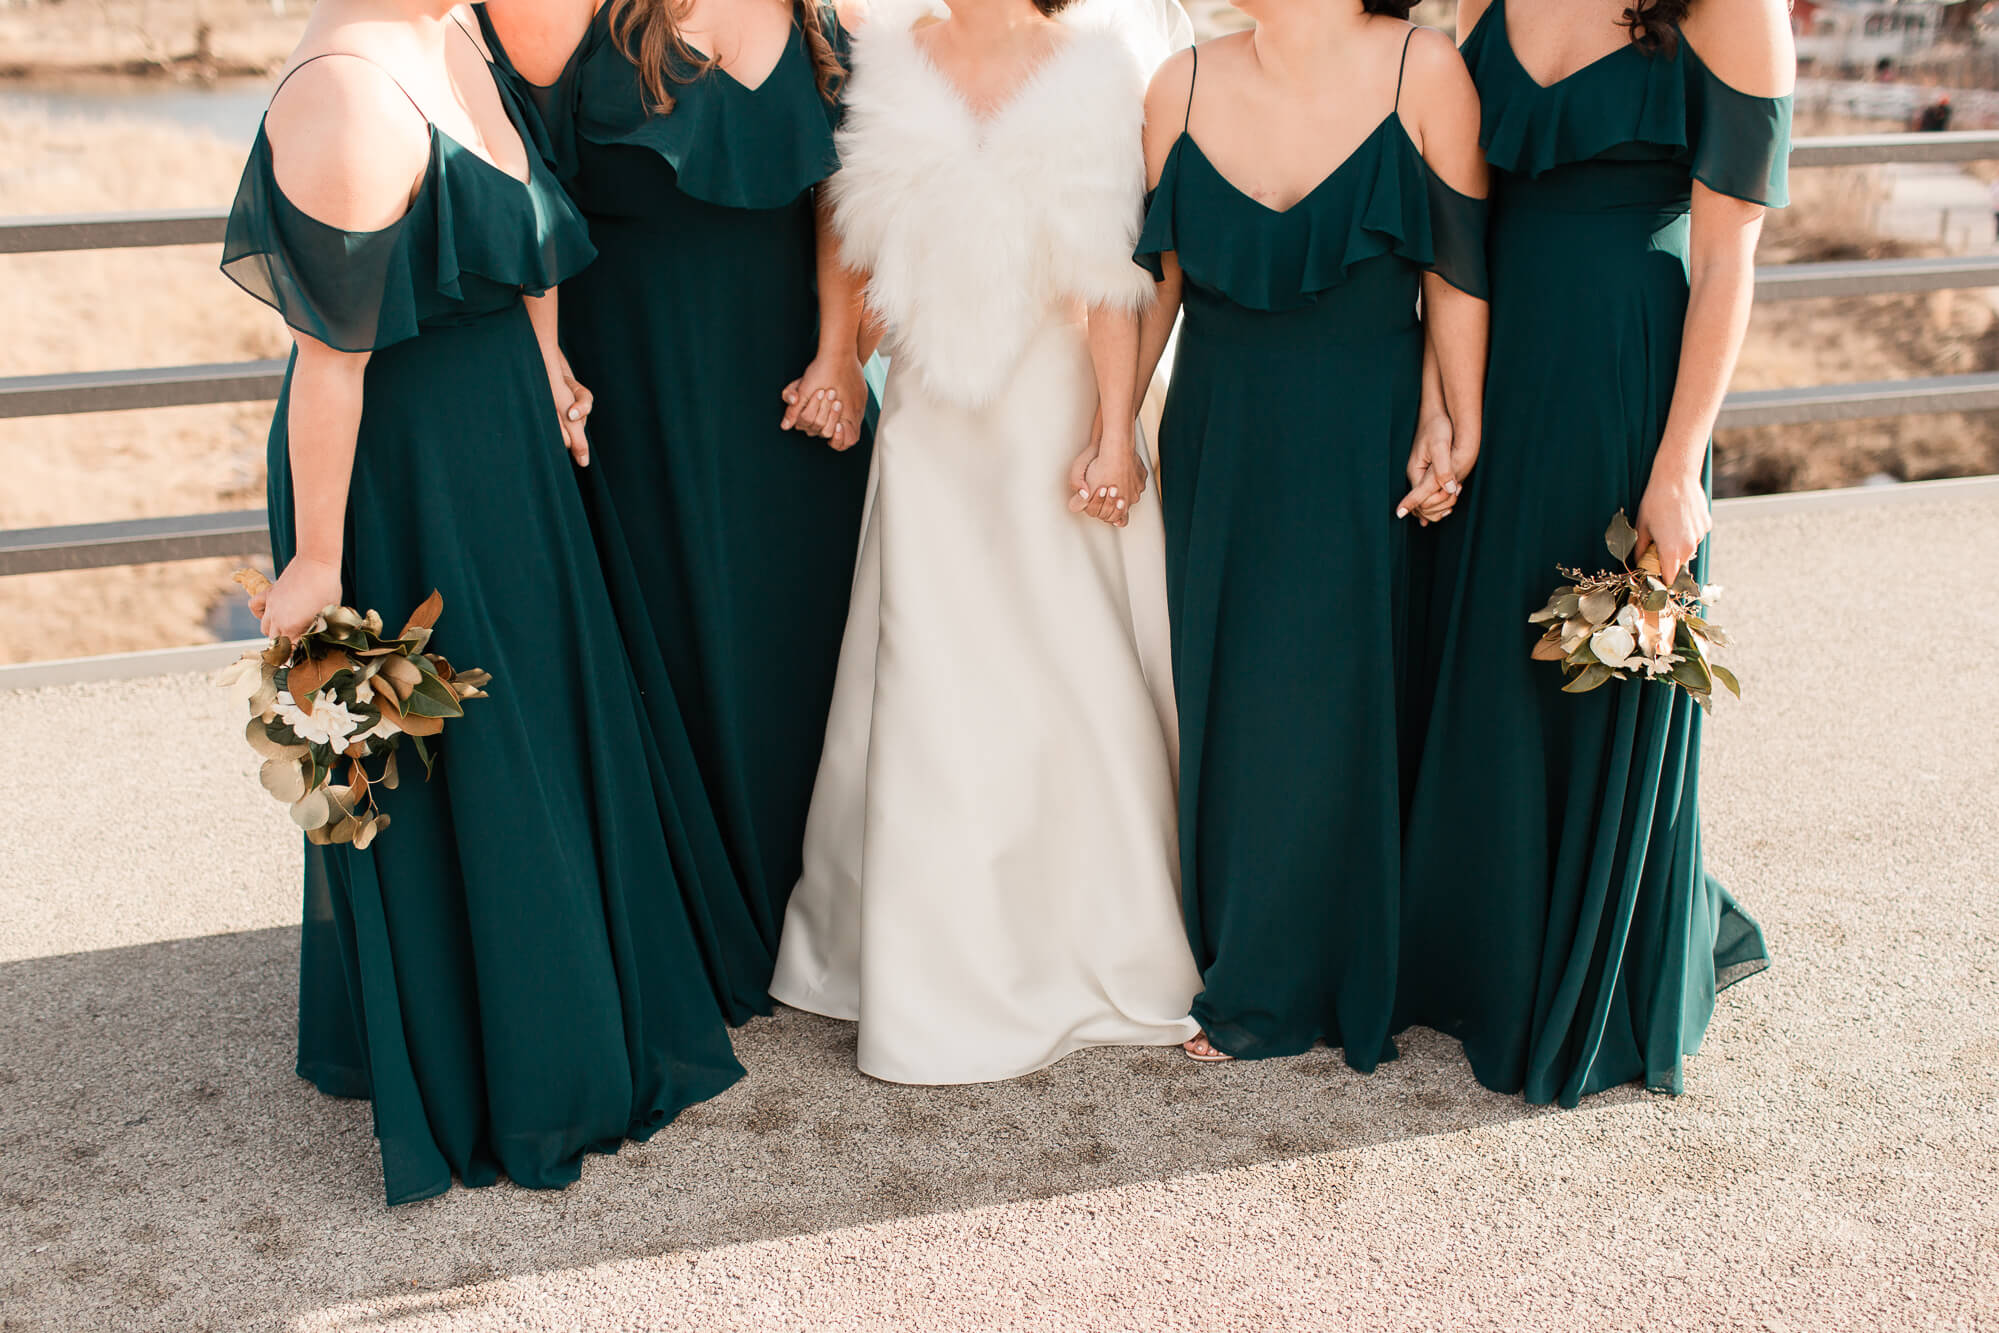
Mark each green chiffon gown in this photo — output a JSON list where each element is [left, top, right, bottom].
[[221, 55, 743, 1205], [1136, 42, 1488, 1066], [1398, 4, 1789, 1107], [480, 6, 872, 1022]]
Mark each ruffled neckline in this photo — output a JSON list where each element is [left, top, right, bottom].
[[1463, 0, 1790, 192], [1135, 115, 1488, 311], [221, 72, 597, 353], [491, 3, 844, 211]]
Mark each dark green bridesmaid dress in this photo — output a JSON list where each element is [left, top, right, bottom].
[[1136, 39, 1488, 1066], [1398, 2, 1789, 1107], [479, 5, 872, 1022], [221, 52, 743, 1204]]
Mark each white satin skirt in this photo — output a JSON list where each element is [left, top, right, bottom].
[[770, 317, 1202, 1084]]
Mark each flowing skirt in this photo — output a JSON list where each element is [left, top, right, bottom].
[[771, 316, 1202, 1084]]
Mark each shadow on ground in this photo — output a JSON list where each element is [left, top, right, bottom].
[[0, 924, 1569, 1331]]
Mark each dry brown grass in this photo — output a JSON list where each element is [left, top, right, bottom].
[[0, 110, 287, 663], [0, 0, 300, 78]]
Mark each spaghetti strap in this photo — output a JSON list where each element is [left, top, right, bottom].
[[1394, 26, 1418, 113], [270, 50, 429, 124], [1185, 45, 1198, 132]]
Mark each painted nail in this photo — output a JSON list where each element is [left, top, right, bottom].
[[1396, 507, 1408, 518], [1445, 481, 1460, 495]]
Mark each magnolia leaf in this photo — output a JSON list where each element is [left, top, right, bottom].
[[400, 625, 434, 654], [261, 637, 293, 668], [1563, 663, 1615, 694], [1606, 511, 1639, 563], [409, 734, 435, 776], [246, 718, 308, 762], [1712, 663, 1742, 699], [1671, 654, 1713, 694], [396, 709, 445, 738], [1531, 630, 1569, 662], [1578, 589, 1618, 625], [287, 650, 355, 700], [381, 748, 400, 791], [401, 674, 466, 720], [260, 757, 309, 804], [400, 590, 445, 640], [379, 654, 422, 702], [290, 788, 331, 830], [362, 609, 385, 637]]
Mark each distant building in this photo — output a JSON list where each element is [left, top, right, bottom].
[[1795, 0, 1948, 74]]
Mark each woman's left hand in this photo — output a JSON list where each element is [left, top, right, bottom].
[[782, 352, 867, 452], [1633, 467, 1712, 585], [1068, 424, 1146, 529]]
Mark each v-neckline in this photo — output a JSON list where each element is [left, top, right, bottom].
[[907, 23, 1075, 128], [683, 21, 796, 94], [1179, 115, 1400, 218], [1488, 0, 1640, 92]]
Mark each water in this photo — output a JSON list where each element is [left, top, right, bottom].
[[0, 81, 272, 143]]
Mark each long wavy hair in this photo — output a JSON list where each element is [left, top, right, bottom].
[[605, 0, 844, 115], [1621, 0, 1692, 56]]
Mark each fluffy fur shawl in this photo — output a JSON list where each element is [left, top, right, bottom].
[[830, 10, 1156, 409]]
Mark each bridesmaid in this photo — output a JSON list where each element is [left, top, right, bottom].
[[1134, 6, 1489, 1065], [223, 0, 742, 1204], [1398, 0, 1793, 1106], [478, 0, 873, 1021]]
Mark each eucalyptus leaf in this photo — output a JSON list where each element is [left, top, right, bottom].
[[1562, 664, 1615, 694], [290, 788, 331, 830], [1579, 589, 1618, 624], [1605, 511, 1638, 563], [259, 757, 308, 804], [1712, 663, 1742, 699], [246, 718, 308, 762]]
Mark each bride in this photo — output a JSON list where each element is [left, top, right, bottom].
[[770, 0, 1201, 1083]]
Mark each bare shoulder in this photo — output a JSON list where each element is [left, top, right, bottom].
[[835, 0, 870, 31], [1400, 23, 1470, 85], [1144, 45, 1196, 124], [265, 53, 431, 231], [1681, 0, 1796, 98]]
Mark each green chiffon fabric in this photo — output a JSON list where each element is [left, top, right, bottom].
[[481, 6, 871, 1021], [222, 69, 744, 1204], [1397, 2, 1785, 1107], [1137, 112, 1487, 1066]]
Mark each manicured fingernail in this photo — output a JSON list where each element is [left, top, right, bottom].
[[568, 408, 580, 421], [1116, 499, 1127, 511], [1396, 507, 1408, 518], [1446, 481, 1460, 495], [1097, 488, 1107, 497]]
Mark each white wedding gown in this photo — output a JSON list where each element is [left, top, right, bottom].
[[769, 9, 1202, 1084]]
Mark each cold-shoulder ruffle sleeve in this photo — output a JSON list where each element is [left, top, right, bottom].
[[1690, 58, 1792, 208]]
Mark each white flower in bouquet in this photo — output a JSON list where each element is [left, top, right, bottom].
[[275, 691, 361, 750], [1590, 624, 1637, 671]]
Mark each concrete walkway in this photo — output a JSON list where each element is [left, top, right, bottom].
[[2, 484, 1996, 1332]]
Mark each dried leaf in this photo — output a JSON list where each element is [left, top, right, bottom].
[[1531, 630, 1569, 662], [381, 749, 400, 791], [400, 590, 445, 640], [246, 718, 308, 762], [396, 709, 445, 738], [259, 757, 308, 804], [286, 650, 354, 700], [380, 654, 422, 702], [231, 567, 273, 599], [1606, 511, 1639, 563], [290, 789, 331, 831], [353, 818, 382, 851], [1562, 663, 1615, 694], [1578, 589, 1618, 625], [1712, 664, 1742, 699]]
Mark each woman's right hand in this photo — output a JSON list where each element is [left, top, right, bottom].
[[250, 555, 344, 640], [548, 356, 592, 468]]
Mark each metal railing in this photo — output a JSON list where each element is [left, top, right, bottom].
[[6, 130, 1999, 578]]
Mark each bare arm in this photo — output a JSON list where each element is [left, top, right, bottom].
[[1402, 27, 1490, 521], [249, 59, 428, 638], [782, 190, 871, 450], [1636, 0, 1795, 581], [526, 288, 594, 466]]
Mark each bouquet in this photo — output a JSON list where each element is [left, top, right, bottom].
[[218, 570, 491, 848], [1529, 512, 1740, 711]]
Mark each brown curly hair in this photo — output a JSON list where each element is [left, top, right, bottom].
[[1622, 0, 1692, 57], [606, 0, 844, 115]]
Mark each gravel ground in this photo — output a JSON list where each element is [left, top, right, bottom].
[[1, 485, 1996, 1333]]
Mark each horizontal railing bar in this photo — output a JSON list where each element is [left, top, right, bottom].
[[0, 361, 285, 419], [1717, 373, 1999, 429], [0, 208, 230, 254], [1756, 254, 1999, 300], [0, 511, 268, 577], [1788, 130, 1999, 166]]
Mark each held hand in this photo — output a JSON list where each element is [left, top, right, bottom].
[[548, 357, 592, 467], [250, 555, 343, 640], [1073, 430, 1146, 529], [1632, 468, 1712, 586], [782, 352, 867, 452], [1398, 412, 1456, 525]]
